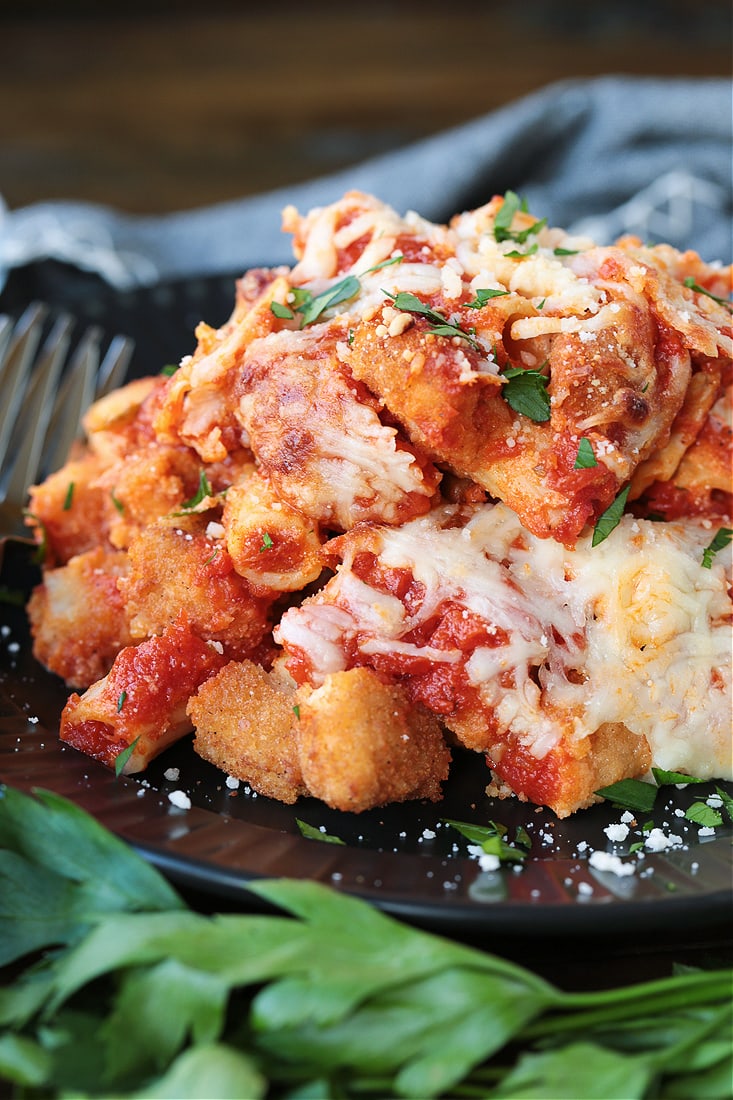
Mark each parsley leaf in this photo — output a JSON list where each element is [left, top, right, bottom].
[[493, 192, 546, 254], [493, 190, 523, 241], [62, 482, 75, 511], [651, 768, 706, 787], [465, 287, 509, 308], [701, 527, 732, 569], [296, 275, 361, 327], [443, 818, 531, 863], [384, 291, 479, 349], [573, 437, 598, 469], [296, 819, 346, 845], [595, 777, 658, 813], [180, 470, 214, 512], [259, 531, 274, 552], [685, 802, 724, 828], [592, 486, 630, 547], [113, 734, 139, 776], [683, 276, 733, 312], [501, 366, 551, 422], [270, 300, 294, 320]]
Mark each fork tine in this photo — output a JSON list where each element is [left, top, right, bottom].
[[41, 325, 102, 478], [0, 303, 49, 473], [96, 333, 135, 398], [1, 314, 74, 505]]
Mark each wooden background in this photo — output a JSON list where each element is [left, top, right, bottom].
[[1, 1, 731, 215]]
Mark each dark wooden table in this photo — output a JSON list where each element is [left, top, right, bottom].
[[1, 1, 731, 215]]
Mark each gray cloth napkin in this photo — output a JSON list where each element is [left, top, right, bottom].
[[1, 74, 730, 292]]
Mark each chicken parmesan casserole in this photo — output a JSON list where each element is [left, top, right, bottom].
[[24, 191, 732, 818]]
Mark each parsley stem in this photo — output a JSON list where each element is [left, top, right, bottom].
[[525, 970, 731, 1036]]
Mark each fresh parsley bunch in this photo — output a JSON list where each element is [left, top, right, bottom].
[[0, 786, 730, 1099]]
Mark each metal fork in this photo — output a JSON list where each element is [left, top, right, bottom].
[[0, 302, 135, 550]]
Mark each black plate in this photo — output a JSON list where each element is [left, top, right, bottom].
[[0, 270, 731, 942], [1, 537, 731, 940]]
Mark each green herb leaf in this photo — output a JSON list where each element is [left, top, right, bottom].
[[180, 469, 213, 512], [465, 287, 509, 308], [573, 437, 598, 469], [110, 488, 125, 514], [383, 291, 479, 348], [296, 275, 361, 327], [62, 482, 75, 511], [592, 485, 630, 546], [270, 300, 294, 320], [683, 276, 733, 312], [296, 819, 346, 845], [714, 786, 733, 823], [259, 531, 274, 552], [684, 802, 724, 828], [553, 247, 579, 256], [506, 242, 540, 258], [493, 190, 522, 241], [701, 527, 732, 569], [361, 254, 404, 274], [160, 363, 179, 377], [595, 777, 658, 813], [443, 818, 531, 863], [501, 366, 551, 422], [116, 690, 128, 714], [114, 735, 139, 775], [651, 768, 706, 787]]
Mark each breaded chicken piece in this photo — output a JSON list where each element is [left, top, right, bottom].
[[190, 659, 307, 804], [26, 453, 113, 566], [27, 546, 132, 688], [121, 513, 273, 655], [297, 667, 450, 813]]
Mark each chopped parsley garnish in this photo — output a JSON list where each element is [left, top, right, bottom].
[[501, 365, 551, 422], [270, 300, 294, 320], [296, 818, 345, 845], [270, 274, 361, 326], [443, 818, 531, 863], [116, 690, 128, 714], [383, 291, 479, 349], [259, 531, 274, 552], [573, 437, 598, 469], [362, 254, 404, 274], [465, 287, 509, 308], [701, 527, 732, 569], [651, 768, 706, 787], [493, 191, 546, 254], [553, 247, 579, 256], [110, 489, 125, 514], [292, 704, 300, 720], [160, 363, 179, 377], [591, 485, 630, 547], [62, 482, 75, 511], [594, 777, 658, 814], [685, 802, 724, 829], [683, 276, 733, 312], [180, 470, 213, 512], [114, 735, 139, 776]]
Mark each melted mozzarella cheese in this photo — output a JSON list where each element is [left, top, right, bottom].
[[278, 502, 732, 777]]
